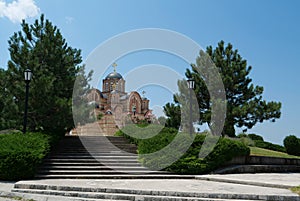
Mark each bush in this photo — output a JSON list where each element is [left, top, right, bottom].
[[284, 135, 300, 156], [117, 126, 250, 174], [237, 133, 248, 138], [254, 140, 286, 153], [248, 133, 264, 141], [167, 136, 250, 174], [238, 137, 255, 147], [0, 132, 50, 180], [236, 133, 285, 153]]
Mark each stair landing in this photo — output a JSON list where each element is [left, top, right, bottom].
[[72, 115, 119, 136]]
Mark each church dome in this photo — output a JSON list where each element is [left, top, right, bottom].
[[105, 71, 123, 79]]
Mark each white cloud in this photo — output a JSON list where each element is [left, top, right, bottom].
[[0, 0, 40, 23]]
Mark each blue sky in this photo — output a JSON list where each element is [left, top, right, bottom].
[[0, 0, 300, 144]]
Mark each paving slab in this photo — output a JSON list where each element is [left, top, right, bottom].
[[196, 173, 300, 189], [0, 182, 14, 193]]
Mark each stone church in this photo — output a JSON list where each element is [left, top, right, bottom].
[[84, 64, 153, 134]]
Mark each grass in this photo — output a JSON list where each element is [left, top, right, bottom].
[[291, 186, 300, 195], [250, 147, 300, 159]]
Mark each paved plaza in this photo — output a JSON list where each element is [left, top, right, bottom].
[[0, 173, 299, 201]]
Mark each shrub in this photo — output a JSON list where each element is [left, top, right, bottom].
[[236, 133, 285, 153], [205, 138, 250, 169], [117, 126, 250, 174], [167, 136, 250, 174], [237, 137, 255, 147], [248, 133, 264, 141], [0, 132, 50, 180], [237, 133, 248, 138], [255, 140, 286, 153], [284, 135, 300, 156]]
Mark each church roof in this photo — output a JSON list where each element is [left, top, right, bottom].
[[105, 71, 123, 79]]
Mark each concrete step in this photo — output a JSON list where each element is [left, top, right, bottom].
[[48, 153, 137, 157], [42, 162, 142, 166], [52, 149, 137, 152], [37, 170, 159, 175], [39, 166, 148, 170], [34, 174, 193, 179], [43, 159, 140, 163], [12, 183, 294, 201], [48, 155, 138, 159], [11, 188, 261, 201], [36, 136, 172, 179]]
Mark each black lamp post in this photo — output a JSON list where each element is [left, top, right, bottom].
[[187, 78, 195, 136], [23, 69, 32, 134]]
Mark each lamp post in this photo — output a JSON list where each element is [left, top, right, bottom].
[[23, 69, 32, 134], [187, 78, 195, 136]]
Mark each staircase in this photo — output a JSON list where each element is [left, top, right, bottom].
[[36, 136, 183, 179], [72, 115, 119, 136]]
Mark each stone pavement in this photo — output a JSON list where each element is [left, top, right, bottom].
[[0, 173, 299, 201], [196, 173, 300, 189]]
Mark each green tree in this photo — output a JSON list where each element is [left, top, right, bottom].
[[166, 41, 281, 137], [0, 69, 19, 130], [163, 102, 181, 129], [5, 14, 91, 135], [157, 116, 167, 125], [283, 135, 300, 156], [72, 64, 94, 126]]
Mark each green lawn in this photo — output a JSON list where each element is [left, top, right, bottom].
[[250, 147, 300, 159]]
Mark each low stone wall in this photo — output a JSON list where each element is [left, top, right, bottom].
[[226, 156, 300, 166], [213, 156, 300, 174]]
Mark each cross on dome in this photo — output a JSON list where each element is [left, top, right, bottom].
[[112, 62, 117, 72]]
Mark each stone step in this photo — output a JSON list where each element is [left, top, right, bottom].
[[51, 147, 133, 150], [42, 162, 142, 166], [50, 149, 137, 153], [39, 166, 148, 170], [53, 148, 136, 150], [12, 184, 287, 201], [47, 156, 139, 160], [37, 170, 158, 175], [33, 174, 195, 179], [11, 188, 261, 201], [48, 153, 137, 157], [36, 136, 168, 179], [43, 159, 140, 163]]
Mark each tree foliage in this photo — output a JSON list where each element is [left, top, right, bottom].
[[2, 14, 91, 135], [165, 41, 281, 137], [283, 135, 300, 156], [163, 103, 181, 129], [0, 69, 19, 129]]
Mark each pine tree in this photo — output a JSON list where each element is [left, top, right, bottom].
[[165, 41, 281, 137], [5, 14, 92, 135], [163, 102, 181, 129], [0, 69, 19, 130]]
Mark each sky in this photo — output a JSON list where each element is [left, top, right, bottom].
[[0, 0, 300, 144]]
